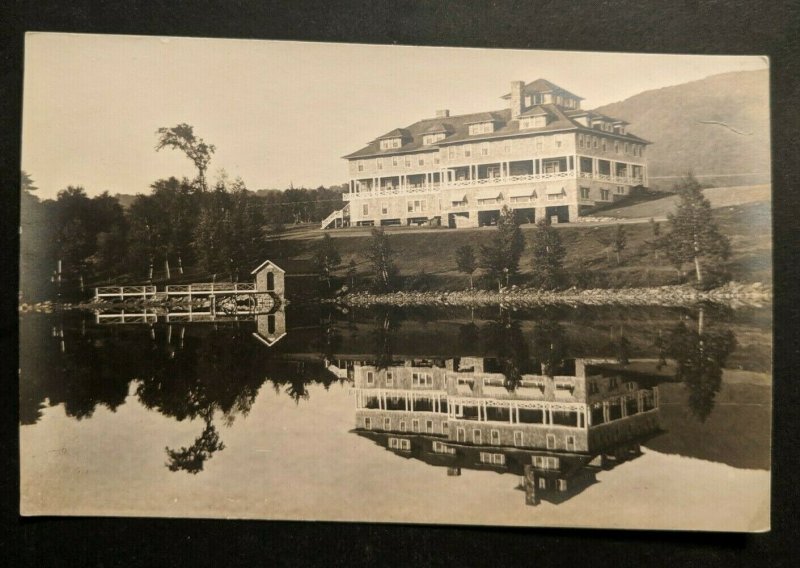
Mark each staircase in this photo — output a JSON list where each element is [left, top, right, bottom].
[[320, 204, 350, 229]]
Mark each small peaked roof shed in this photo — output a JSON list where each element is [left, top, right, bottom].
[[251, 259, 286, 275]]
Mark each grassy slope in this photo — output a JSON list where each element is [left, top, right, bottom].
[[284, 199, 771, 288]]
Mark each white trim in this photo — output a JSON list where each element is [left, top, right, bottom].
[[250, 259, 286, 275]]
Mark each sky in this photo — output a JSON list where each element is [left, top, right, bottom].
[[21, 33, 768, 199]]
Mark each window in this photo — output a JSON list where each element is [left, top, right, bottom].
[[624, 143, 630, 154], [412, 419, 420, 432], [538, 477, 548, 489], [358, 160, 364, 172], [479, 452, 506, 465], [400, 420, 406, 432], [464, 144, 472, 157], [600, 189, 610, 201], [504, 141, 512, 154], [616, 186, 625, 195], [412, 372, 432, 386], [434, 156, 440, 164], [442, 421, 449, 434], [524, 95, 532, 106], [366, 371, 374, 385], [533, 116, 547, 128], [514, 431, 523, 447], [364, 417, 372, 429], [389, 437, 398, 448], [578, 134, 584, 148], [546, 433, 556, 449], [384, 417, 391, 430], [558, 479, 568, 492], [565, 435, 576, 451], [418, 157, 425, 166], [457, 427, 466, 442], [392, 157, 398, 167], [386, 371, 393, 385], [580, 187, 590, 199], [481, 142, 489, 156], [389, 438, 410, 451], [377, 159, 383, 170], [433, 441, 456, 455], [490, 429, 500, 444], [593, 136, 598, 149], [601, 139, 607, 152], [405, 156, 411, 167], [473, 429, 482, 444], [614, 141, 620, 154], [362, 203, 369, 216], [448, 146, 456, 159], [426, 420, 433, 433], [555, 135, 562, 149], [535, 137, 543, 151]]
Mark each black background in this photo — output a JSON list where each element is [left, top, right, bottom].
[[2, 1, 799, 566]]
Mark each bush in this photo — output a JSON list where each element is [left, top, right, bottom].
[[403, 270, 433, 292]]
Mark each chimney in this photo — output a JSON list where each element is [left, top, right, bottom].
[[435, 109, 450, 118], [510, 80, 525, 118]]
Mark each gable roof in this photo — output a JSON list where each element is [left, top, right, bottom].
[[251, 259, 285, 275], [500, 78, 584, 101], [376, 128, 411, 140]]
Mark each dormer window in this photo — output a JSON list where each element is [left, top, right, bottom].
[[468, 122, 494, 135], [380, 137, 402, 150], [423, 132, 445, 145], [524, 95, 532, 107], [520, 115, 548, 130]]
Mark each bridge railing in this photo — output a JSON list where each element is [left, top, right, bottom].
[[165, 282, 257, 295], [95, 286, 157, 298]]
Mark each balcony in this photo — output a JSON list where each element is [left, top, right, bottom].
[[343, 183, 441, 200], [578, 171, 644, 185]]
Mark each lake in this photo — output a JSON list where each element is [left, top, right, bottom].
[[19, 303, 771, 531]]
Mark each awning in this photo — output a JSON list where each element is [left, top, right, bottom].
[[476, 191, 502, 200], [546, 187, 565, 195], [451, 194, 467, 202], [509, 188, 535, 198]]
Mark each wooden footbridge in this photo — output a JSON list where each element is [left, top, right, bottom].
[[93, 260, 286, 325]]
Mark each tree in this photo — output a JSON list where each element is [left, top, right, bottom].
[[346, 259, 358, 289], [365, 227, 396, 291], [646, 217, 662, 261], [455, 244, 477, 289], [313, 233, 342, 289], [612, 224, 627, 265], [156, 124, 216, 191], [530, 219, 566, 289], [480, 205, 525, 290], [660, 174, 731, 287]]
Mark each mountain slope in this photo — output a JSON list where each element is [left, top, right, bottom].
[[594, 69, 770, 188]]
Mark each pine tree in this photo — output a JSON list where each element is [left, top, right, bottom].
[[530, 219, 566, 289], [480, 205, 525, 290], [455, 244, 477, 289], [660, 174, 731, 287], [365, 228, 396, 292], [612, 224, 627, 265], [313, 233, 342, 289]]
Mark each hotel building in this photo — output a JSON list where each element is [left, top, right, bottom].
[[322, 78, 650, 229]]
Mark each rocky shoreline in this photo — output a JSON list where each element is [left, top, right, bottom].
[[335, 281, 772, 309], [19, 282, 771, 313]]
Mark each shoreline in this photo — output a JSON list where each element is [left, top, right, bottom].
[[18, 281, 771, 314], [334, 281, 771, 308]]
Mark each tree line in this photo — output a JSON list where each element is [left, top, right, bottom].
[[20, 124, 345, 300]]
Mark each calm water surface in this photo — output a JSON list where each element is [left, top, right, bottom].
[[19, 304, 771, 530]]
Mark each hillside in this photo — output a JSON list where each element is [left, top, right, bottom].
[[594, 69, 770, 189]]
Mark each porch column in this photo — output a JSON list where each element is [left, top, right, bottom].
[[532, 159, 536, 175], [621, 396, 627, 417], [603, 402, 610, 423], [586, 407, 592, 427], [508, 406, 513, 423], [592, 158, 599, 176]]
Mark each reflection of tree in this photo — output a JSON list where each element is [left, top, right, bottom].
[[371, 310, 401, 371], [166, 417, 225, 474], [530, 313, 569, 377], [136, 326, 267, 472], [483, 310, 529, 392], [667, 315, 737, 422], [20, 315, 136, 424]]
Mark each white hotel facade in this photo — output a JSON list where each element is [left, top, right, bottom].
[[322, 79, 650, 229]]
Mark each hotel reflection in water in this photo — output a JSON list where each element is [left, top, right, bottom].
[[345, 357, 660, 506]]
